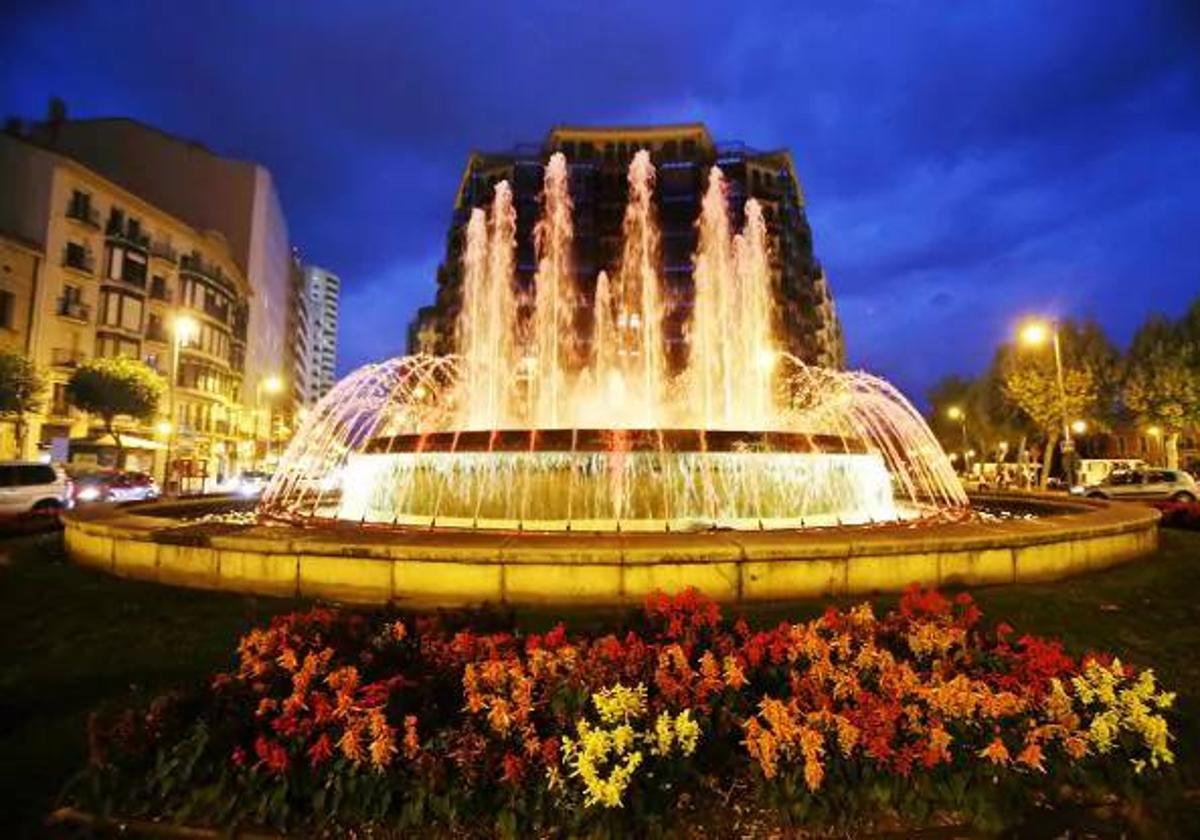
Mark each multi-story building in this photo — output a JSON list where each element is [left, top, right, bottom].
[[408, 123, 844, 368], [19, 100, 295, 424], [300, 264, 340, 404], [288, 254, 312, 409], [0, 131, 252, 480]]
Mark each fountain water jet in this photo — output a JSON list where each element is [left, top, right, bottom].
[[261, 152, 968, 532]]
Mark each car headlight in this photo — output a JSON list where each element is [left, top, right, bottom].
[[77, 486, 101, 502]]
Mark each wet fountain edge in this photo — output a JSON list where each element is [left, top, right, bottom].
[[61, 494, 1159, 606]]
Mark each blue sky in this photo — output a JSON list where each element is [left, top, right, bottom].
[[4, 1, 1198, 402]]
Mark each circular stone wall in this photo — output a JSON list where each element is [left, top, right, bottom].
[[62, 494, 1159, 606]]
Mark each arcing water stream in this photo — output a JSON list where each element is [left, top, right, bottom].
[[261, 151, 966, 531]]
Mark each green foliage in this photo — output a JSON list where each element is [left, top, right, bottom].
[[66, 357, 164, 456], [0, 348, 45, 417], [1122, 316, 1200, 434], [0, 349, 45, 454]]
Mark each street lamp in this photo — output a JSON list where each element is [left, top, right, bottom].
[[946, 405, 970, 472], [163, 315, 199, 494], [1071, 419, 1088, 435], [1018, 317, 1075, 483]]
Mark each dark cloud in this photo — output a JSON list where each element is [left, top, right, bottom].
[[3, 0, 1198, 398]]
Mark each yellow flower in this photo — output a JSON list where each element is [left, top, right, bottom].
[[674, 710, 700, 756], [592, 683, 647, 725]]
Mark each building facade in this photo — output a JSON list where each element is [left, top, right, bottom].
[[19, 103, 296, 424], [300, 264, 340, 404], [0, 131, 254, 480], [408, 123, 843, 368]]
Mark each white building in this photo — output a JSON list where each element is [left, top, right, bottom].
[[301, 264, 340, 404]]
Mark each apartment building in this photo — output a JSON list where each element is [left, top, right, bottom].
[[0, 131, 252, 480]]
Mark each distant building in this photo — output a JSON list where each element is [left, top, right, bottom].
[[18, 100, 295, 420], [288, 254, 312, 409], [300, 264, 340, 404], [0, 130, 252, 480], [409, 123, 843, 369]]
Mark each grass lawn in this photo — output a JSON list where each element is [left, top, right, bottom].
[[1, 525, 1198, 837]]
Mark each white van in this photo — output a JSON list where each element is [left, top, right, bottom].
[[0, 461, 72, 516]]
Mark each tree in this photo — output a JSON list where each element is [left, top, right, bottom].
[[0, 349, 45, 458], [66, 357, 164, 465], [1122, 316, 1200, 469]]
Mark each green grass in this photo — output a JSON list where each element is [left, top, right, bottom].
[[1, 527, 1198, 837]]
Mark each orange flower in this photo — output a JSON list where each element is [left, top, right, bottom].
[[369, 727, 396, 770], [402, 715, 420, 759], [722, 655, 747, 690], [276, 647, 299, 672], [339, 723, 365, 764], [980, 737, 1010, 766], [1017, 741, 1045, 772]]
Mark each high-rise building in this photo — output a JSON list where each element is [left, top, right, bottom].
[[19, 100, 295, 419], [300, 264, 340, 404], [408, 123, 843, 368], [0, 130, 253, 480]]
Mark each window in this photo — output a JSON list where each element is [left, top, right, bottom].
[[150, 275, 168, 300], [66, 241, 89, 270], [96, 334, 140, 359], [100, 290, 143, 331], [0, 289, 13, 329]]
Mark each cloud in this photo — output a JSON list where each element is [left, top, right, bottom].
[[2, 0, 1197, 401]]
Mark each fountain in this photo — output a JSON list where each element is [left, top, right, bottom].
[[61, 149, 1159, 606], [259, 151, 966, 532]]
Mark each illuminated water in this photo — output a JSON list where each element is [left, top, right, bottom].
[[261, 151, 967, 531]]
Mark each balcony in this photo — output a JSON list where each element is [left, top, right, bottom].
[[66, 203, 100, 229], [56, 298, 91, 322], [51, 348, 87, 367], [145, 326, 168, 343], [106, 218, 150, 250], [150, 240, 178, 263]]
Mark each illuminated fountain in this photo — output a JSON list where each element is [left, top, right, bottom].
[[261, 151, 967, 532]]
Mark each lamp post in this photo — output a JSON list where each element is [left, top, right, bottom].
[[163, 314, 199, 495], [947, 405, 970, 473], [1019, 318, 1075, 485]]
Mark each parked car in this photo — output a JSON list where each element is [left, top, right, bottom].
[[1081, 468, 1197, 503], [72, 470, 160, 504], [235, 470, 273, 497], [0, 461, 72, 516]]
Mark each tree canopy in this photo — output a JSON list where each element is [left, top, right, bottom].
[[0, 348, 45, 457], [66, 357, 164, 461]]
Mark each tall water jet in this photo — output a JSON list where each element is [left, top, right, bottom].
[[617, 149, 667, 424], [532, 152, 575, 427], [592, 270, 620, 398], [690, 167, 736, 426], [458, 206, 508, 429], [733, 199, 777, 425]]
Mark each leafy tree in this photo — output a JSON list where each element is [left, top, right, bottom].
[[1122, 316, 1200, 469], [0, 348, 45, 458], [66, 357, 164, 464]]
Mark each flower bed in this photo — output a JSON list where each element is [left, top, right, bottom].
[[73, 587, 1176, 836]]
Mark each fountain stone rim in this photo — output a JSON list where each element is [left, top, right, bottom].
[[364, 428, 870, 455]]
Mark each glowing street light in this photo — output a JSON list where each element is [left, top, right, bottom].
[[163, 315, 200, 494], [946, 406, 970, 471], [1071, 419, 1088, 435], [1017, 316, 1075, 484], [1147, 425, 1161, 437]]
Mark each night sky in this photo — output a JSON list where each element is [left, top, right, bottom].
[[4, 1, 1198, 403]]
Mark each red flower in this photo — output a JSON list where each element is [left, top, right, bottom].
[[501, 751, 526, 786], [307, 733, 334, 768], [254, 735, 290, 775]]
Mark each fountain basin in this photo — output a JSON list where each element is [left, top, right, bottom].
[[63, 494, 1159, 606], [298, 428, 906, 532]]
